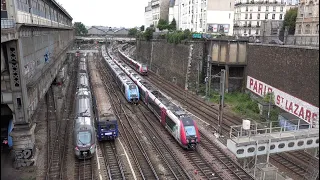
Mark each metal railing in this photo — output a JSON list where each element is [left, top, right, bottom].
[[1, 18, 15, 29]]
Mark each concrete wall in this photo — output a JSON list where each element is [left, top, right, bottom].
[[136, 40, 204, 91], [246, 44, 319, 107]]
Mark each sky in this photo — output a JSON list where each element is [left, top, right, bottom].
[[55, 0, 150, 28]]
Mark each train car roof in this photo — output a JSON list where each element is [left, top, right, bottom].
[[116, 49, 189, 119]]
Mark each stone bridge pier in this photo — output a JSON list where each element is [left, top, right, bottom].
[[1, 0, 74, 168]]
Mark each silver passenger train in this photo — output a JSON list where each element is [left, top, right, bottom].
[[74, 56, 96, 159]]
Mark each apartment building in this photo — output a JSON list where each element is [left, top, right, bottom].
[[177, 0, 234, 35], [144, 0, 170, 27], [295, 0, 319, 35], [233, 0, 289, 37], [145, 2, 153, 27]]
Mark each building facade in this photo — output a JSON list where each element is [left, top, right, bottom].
[[295, 0, 319, 35], [144, 0, 170, 27], [168, 0, 234, 35], [145, 2, 153, 27], [233, 0, 289, 37]]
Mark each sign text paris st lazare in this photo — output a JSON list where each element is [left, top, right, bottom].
[[246, 76, 319, 127]]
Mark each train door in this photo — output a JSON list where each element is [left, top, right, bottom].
[[161, 108, 166, 126]]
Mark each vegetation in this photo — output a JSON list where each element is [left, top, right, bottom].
[[74, 22, 88, 36], [157, 19, 169, 31], [281, 8, 298, 35], [128, 28, 138, 37], [166, 29, 192, 44], [169, 18, 177, 31], [140, 25, 145, 32], [143, 27, 155, 41]]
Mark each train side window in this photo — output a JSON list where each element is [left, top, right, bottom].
[[165, 116, 176, 130], [248, 147, 255, 153], [298, 141, 304, 146], [307, 139, 313, 145], [316, 139, 319, 144], [258, 146, 265, 151], [237, 149, 244, 154], [288, 142, 295, 147], [278, 143, 285, 148], [270, 144, 275, 150]]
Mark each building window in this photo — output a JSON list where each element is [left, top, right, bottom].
[[272, 14, 275, 19], [265, 13, 268, 19], [249, 13, 252, 19], [258, 6, 261, 11], [273, 6, 276, 12], [280, 6, 283, 12], [305, 24, 311, 34], [266, 6, 269, 11], [298, 25, 302, 34], [257, 21, 260, 27], [244, 29, 247, 33], [317, 24, 319, 34], [279, 14, 283, 19], [257, 13, 260, 19], [245, 14, 248, 19], [246, 6, 248, 11], [256, 29, 260, 34], [229, 13, 231, 19], [249, 29, 251, 35]]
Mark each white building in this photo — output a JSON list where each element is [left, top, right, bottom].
[[144, 0, 170, 28], [233, 0, 298, 37], [168, 0, 179, 28], [176, 0, 234, 35], [145, 2, 153, 27]]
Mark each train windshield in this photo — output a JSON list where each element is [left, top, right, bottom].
[[78, 131, 91, 145], [182, 118, 196, 136], [184, 126, 196, 136], [142, 65, 147, 71], [129, 85, 137, 90]]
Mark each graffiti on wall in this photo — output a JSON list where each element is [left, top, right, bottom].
[[14, 148, 35, 168]]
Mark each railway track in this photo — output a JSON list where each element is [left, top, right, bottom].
[[101, 141, 126, 179], [46, 57, 77, 180], [75, 158, 95, 180], [141, 64, 319, 179], [98, 56, 159, 179], [200, 134, 254, 180], [133, 104, 193, 180], [119, 47, 319, 179]]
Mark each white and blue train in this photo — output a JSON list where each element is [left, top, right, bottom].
[[102, 47, 140, 104], [74, 57, 96, 159]]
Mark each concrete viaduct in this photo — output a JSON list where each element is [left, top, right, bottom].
[[1, 0, 74, 165]]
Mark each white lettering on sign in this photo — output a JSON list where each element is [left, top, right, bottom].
[[246, 76, 319, 127]]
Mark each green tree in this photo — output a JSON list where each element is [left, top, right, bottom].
[[282, 8, 298, 35], [74, 22, 88, 36], [140, 25, 145, 31], [169, 18, 177, 30], [157, 19, 169, 30], [144, 27, 154, 41], [128, 28, 138, 36]]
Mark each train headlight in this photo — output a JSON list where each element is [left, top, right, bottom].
[[75, 146, 79, 151], [90, 144, 94, 150]]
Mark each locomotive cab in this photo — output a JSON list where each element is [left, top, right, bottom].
[[140, 64, 148, 75], [97, 114, 118, 141], [182, 117, 200, 149], [75, 129, 94, 159]]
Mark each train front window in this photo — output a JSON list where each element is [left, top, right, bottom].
[[142, 65, 147, 71], [185, 126, 196, 136], [109, 124, 116, 130], [78, 131, 91, 145], [129, 85, 136, 90]]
